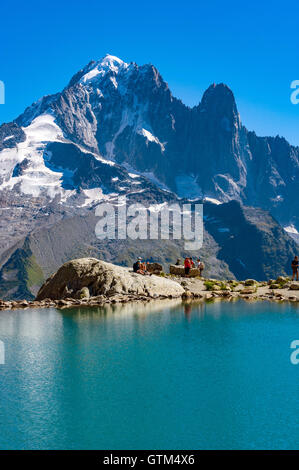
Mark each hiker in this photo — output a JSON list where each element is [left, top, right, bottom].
[[175, 259, 181, 266], [184, 257, 191, 276], [133, 258, 151, 275], [142, 261, 150, 274], [197, 258, 204, 276], [190, 257, 195, 268], [133, 257, 144, 274], [291, 256, 299, 281]]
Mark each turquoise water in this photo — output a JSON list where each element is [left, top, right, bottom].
[[0, 299, 298, 450]]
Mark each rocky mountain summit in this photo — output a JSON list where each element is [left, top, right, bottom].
[[1, 54, 298, 224], [4, 54, 296, 226]]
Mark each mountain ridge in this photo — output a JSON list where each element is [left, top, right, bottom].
[[8, 54, 298, 232]]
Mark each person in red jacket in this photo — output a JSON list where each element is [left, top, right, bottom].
[[184, 257, 191, 276]]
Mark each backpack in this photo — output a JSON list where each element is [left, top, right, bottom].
[[133, 261, 140, 272]]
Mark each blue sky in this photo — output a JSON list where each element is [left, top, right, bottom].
[[0, 0, 298, 145]]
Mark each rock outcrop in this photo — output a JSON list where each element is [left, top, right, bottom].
[[169, 265, 202, 277], [36, 258, 184, 301], [146, 262, 163, 274], [289, 283, 299, 290]]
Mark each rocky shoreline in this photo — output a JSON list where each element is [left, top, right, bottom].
[[178, 276, 299, 303], [0, 292, 177, 311], [0, 258, 298, 311], [0, 276, 298, 312]]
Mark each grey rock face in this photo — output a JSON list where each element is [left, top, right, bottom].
[[0, 122, 26, 152], [203, 200, 297, 280], [246, 132, 299, 228], [177, 83, 250, 201]]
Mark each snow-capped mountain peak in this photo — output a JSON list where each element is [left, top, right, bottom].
[[2, 55, 299, 237], [98, 54, 128, 71], [79, 54, 130, 84]]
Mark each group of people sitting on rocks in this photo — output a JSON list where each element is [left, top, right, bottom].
[[133, 256, 205, 277], [133, 255, 299, 280], [175, 256, 204, 277], [133, 257, 151, 275], [181, 257, 204, 277]]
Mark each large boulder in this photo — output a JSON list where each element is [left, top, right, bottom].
[[36, 258, 184, 300], [169, 265, 202, 277], [146, 262, 163, 274]]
